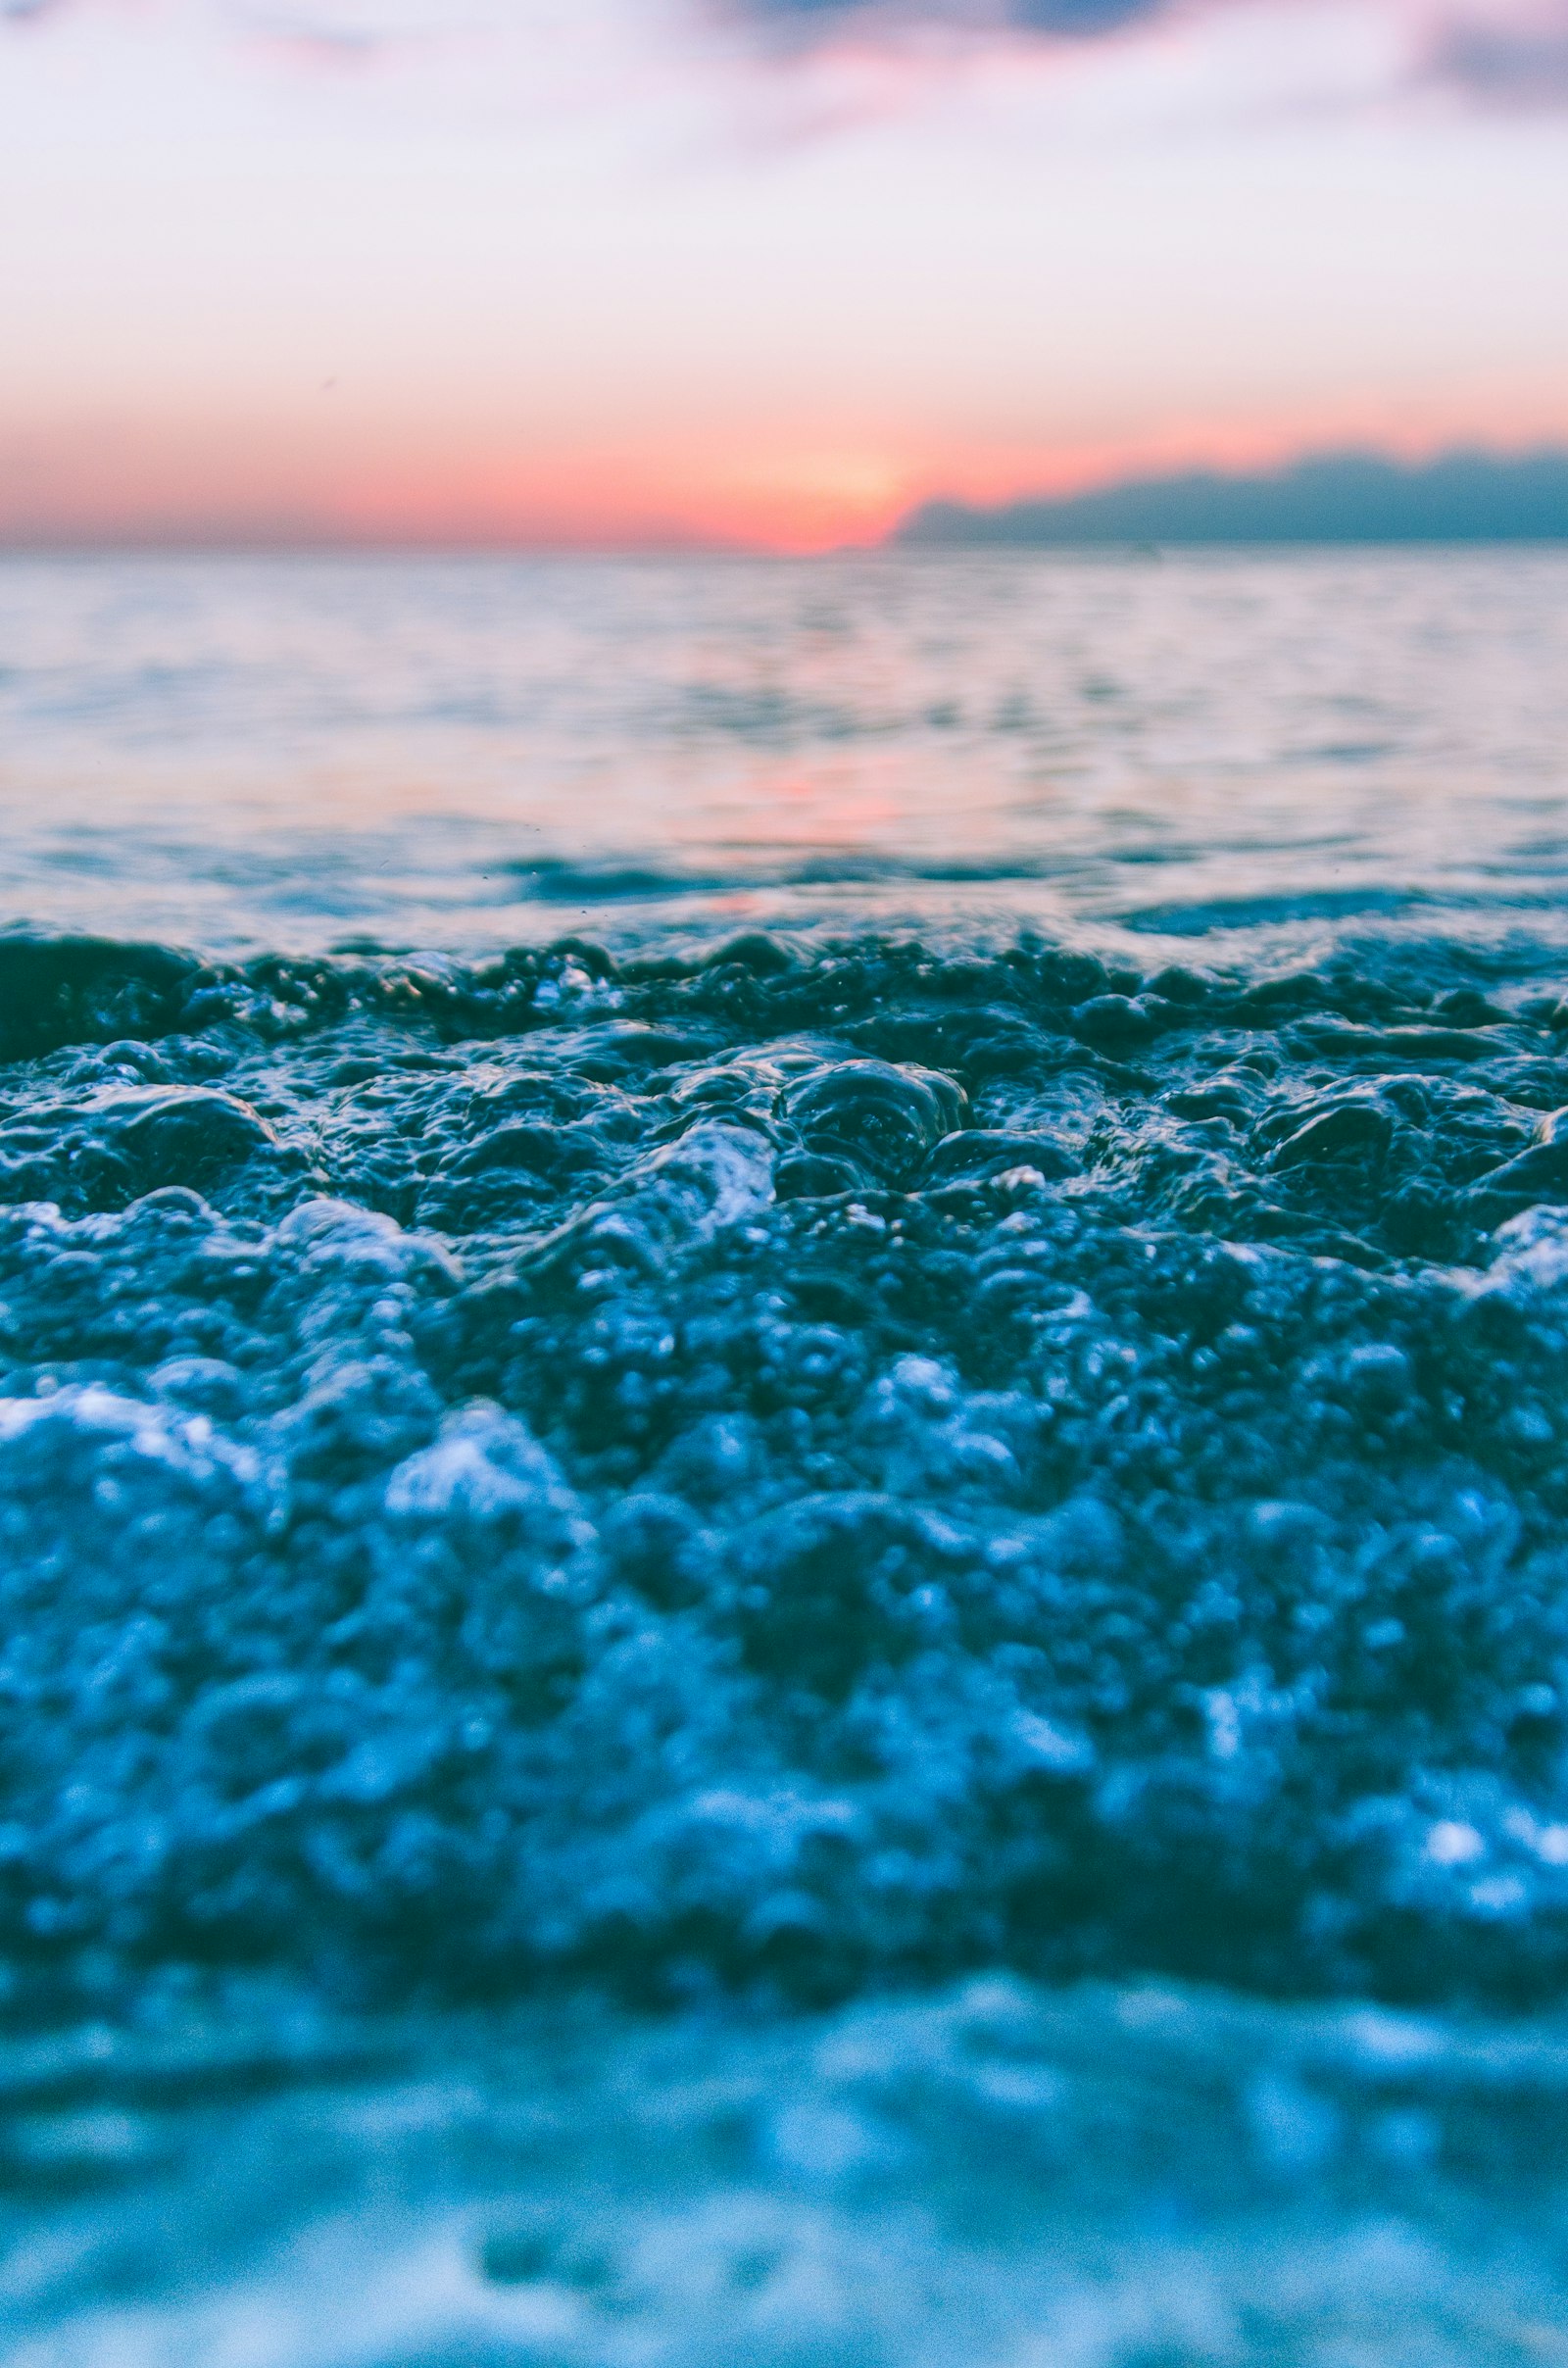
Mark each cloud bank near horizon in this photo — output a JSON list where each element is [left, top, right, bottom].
[[898, 448, 1568, 548]]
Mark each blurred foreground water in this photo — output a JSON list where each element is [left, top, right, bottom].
[[3, 551, 1568, 2365]]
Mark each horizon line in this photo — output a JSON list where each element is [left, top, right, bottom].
[[7, 443, 1568, 560], [8, 538, 1568, 560]]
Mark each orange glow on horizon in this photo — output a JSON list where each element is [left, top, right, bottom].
[[3, 397, 1566, 554]]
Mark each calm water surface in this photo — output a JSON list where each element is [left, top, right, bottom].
[[4, 548, 1567, 951], [5, 552, 1568, 2368]]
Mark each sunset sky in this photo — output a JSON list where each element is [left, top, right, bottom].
[[4, 0, 1567, 549]]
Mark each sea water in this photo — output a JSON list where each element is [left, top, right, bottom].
[[3, 549, 1568, 2365]]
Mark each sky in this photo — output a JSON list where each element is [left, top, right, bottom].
[[2, 0, 1567, 550]]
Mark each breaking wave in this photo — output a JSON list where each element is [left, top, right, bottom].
[[6, 924, 1568, 2024]]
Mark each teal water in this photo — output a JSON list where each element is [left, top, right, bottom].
[[4, 552, 1568, 2365]]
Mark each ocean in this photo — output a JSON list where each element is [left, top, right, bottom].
[[4, 547, 1568, 2365]]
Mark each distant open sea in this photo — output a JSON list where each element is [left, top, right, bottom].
[[5, 548, 1568, 2367]]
